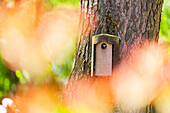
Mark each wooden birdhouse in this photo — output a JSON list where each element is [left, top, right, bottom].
[[91, 34, 120, 76]]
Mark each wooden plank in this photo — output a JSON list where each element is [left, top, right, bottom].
[[95, 42, 112, 76]]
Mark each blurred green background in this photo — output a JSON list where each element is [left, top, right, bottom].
[[0, 0, 169, 101], [160, 0, 170, 40]]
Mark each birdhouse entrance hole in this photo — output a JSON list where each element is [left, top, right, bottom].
[[91, 34, 120, 76]]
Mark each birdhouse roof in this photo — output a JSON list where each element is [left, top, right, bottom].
[[92, 34, 119, 45]]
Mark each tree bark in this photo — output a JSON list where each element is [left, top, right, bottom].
[[65, 0, 164, 112], [69, 0, 163, 80]]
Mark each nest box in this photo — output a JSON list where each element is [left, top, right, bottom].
[[91, 34, 120, 76]]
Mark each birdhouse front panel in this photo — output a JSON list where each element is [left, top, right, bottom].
[[91, 34, 120, 76], [95, 41, 112, 76]]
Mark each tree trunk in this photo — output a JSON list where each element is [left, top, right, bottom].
[[64, 0, 164, 112]]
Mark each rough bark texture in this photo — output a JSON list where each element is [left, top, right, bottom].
[[69, 0, 163, 80], [65, 0, 164, 112]]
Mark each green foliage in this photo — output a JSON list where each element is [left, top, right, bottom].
[[48, 0, 60, 6], [47, 0, 79, 7], [50, 37, 76, 81], [15, 70, 22, 79], [160, 0, 170, 40], [51, 49, 75, 81], [15, 70, 30, 84], [53, 106, 71, 113], [0, 56, 18, 101]]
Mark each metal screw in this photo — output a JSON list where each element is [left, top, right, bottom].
[[101, 43, 107, 49]]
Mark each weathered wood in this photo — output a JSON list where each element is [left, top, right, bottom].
[[94, 42, 112, 75], [91, 34, 120, 76]]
